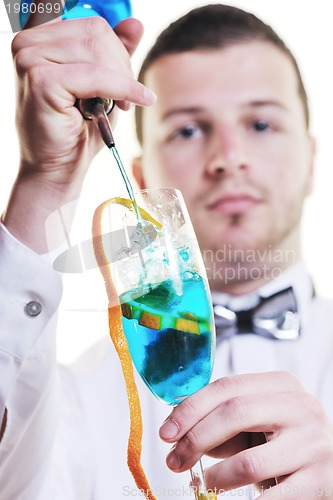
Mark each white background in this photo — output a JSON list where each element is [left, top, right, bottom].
[[1, 1, 332, 363]]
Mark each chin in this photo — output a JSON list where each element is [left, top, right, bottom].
[[199, 230, 259, 254]]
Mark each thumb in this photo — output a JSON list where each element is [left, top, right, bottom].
[[22, 0, 64, 29]]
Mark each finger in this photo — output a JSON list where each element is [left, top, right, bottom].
[[13, 33, 129, 74], [206, 432, 269, 461], [206, 432, 251, 459], [14, 16, 116, 55], [160, 372, 303, 442], [255, 470, 331, 500], [20, 8, 142, 56], [204, 431, 303, 492], [20, 11, 143, 59], [164, 390, 314, 473], [114, 18, 144, 56], [14, 18, 133, 85], [27, 62, 155, 109]]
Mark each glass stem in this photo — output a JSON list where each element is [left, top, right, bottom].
[[190, 458, 216, 499], [172, 404, 216, 499]]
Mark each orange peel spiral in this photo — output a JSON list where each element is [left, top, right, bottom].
[[92, 197, 161, 500]]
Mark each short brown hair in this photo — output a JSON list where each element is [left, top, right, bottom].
[[135, 4, 309, 144]]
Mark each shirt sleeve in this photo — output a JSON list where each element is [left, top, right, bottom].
[[0, 222, 63, 499]]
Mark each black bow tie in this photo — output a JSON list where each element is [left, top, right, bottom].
[[213, 287, 300, 341]]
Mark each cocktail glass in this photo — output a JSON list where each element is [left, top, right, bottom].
[[96, 187, 216, 498]]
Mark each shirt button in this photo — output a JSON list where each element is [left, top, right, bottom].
[[25, 301, 42, 317]]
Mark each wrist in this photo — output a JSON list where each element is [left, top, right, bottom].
[[2, 173, 83, 253]]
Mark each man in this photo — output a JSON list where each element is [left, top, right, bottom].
[[133, 6, 333, 494], [0, 3, 332, 499]]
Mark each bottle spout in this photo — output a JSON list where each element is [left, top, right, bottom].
[[76, 97, 115, 148]]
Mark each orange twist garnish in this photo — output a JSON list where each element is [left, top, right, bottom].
[[92, 197, 161, 500]]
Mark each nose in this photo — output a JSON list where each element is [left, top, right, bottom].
[[205, 125, 247, 178]]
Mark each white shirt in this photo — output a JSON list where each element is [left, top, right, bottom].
[[1, 222, 333, 500]]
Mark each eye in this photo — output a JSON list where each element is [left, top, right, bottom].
[[178, 124, 201, 138], [166, 121, 211, 144], [252, 119, 270, 132]]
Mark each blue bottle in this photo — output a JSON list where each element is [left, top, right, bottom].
[[62, 0, 132, 27], [20, 0, 132, 30]]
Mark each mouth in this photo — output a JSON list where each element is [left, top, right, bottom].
[[206, 194, 262, 216]]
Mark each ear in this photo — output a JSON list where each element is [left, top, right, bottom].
[[305, 135, 316, 196], [132, 155, 147, 190]]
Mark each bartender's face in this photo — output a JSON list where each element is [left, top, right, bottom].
[[133, 42, 314, 270]]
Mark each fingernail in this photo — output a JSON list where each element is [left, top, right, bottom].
[[160, 418, 179, 440], [144, 87, 157, 104], [167, 448, 182, 470]]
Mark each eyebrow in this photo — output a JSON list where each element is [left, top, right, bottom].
[[246, 100, 288, 111], [161, 100, 287, 121], [161, 107, 204, 121]]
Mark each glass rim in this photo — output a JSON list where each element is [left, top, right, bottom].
[[134, 186, 182, 197]]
